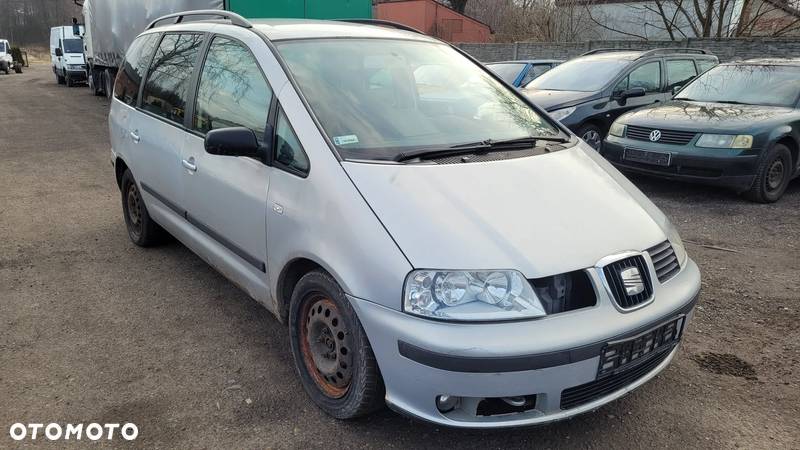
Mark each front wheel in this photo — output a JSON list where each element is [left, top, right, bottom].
[[13, 65, 21, 74], [289, 270, 385, 419], [577, 123, 604, 151], [745, 144, 792, 203]]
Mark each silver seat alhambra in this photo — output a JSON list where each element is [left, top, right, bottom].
[[109, 12, 701, 428]]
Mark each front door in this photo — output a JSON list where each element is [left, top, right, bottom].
[[608, 60, 667, 123], [180, 36, 274, 283]]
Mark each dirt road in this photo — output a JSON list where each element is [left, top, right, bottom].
[[1, 64, 798, 449]]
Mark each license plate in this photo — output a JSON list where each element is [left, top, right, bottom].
[[623, 148, 671, 167], [597, 316, 685, 378]]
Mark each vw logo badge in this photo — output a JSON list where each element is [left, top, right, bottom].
[[649, 130, 662, 142], [620, 267, 645, 296]]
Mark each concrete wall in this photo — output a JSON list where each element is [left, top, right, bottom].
[[458, 37, 800, 62]]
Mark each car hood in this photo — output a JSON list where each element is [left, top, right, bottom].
[[621, 100, 795, 132], [343, 143, 669, 278], [522, 89, 598, 111]]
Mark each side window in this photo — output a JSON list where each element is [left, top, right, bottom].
[[193, 37, 272, 139], [697, 59, 717, 73], [522, 64, 552, 85], [274, 109, 310, 176], [141, 33, 203, 124], [666, 60, 697, 91], [114, 33, 159, 106], [615, 61, 661, 93]]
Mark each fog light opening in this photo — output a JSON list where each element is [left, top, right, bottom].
[[436, 395, 461, 413]]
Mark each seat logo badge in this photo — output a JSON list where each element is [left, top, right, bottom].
[[620, 267, 645, 296], [649, 130, 662, 142]]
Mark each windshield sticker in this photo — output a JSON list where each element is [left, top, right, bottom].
[[333, 135, 359, 146]]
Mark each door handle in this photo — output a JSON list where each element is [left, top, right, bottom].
[[129, 130, 140, 143], [182, 157, 197, 172]]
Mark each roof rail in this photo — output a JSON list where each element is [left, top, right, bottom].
[[335, 19, 424, 35], [146, 10, 252, 30], [636, 47, 709, 58], [581, 47, 710, 57]]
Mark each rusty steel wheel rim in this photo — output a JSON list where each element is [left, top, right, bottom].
[[299, 296, 353, 399], [126, 184, 143, 238]]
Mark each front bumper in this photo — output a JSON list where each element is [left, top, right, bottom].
[[349, 258, 701, 428], [603, 137, 760, 192], [66, 69, 87, 81]]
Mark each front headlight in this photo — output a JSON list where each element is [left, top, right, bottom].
[[549, 106, 576, 122], [403, 270, 546, 321], [609, 121, 626, 137], [664, 219, 688, 267], [696, 134, 753, 149]]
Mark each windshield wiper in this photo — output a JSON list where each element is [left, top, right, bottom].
[[714, 100, 751, 105], [394, 136, 570, 162]]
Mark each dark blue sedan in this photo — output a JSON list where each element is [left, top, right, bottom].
[[486, 60, 562, 87]]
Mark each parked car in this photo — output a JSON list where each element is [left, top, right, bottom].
[[50, 24, 86, 86], [523, 49, 718, 150], [486, 60, 561, 87], [0, 39, 23, 74], [110, 13, 700, 428], [603, 59, 800, 203]]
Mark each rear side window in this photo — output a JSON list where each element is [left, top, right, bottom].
[[114, 33, 160, 106], [615, 61, 661, 93], [697, 59, 717, 73], [193, 37, 272, 139], [274, 109, 309, 176], [141, 33, 204, 124], [666, 60, 697, 90], [522, 64, 552, 85]]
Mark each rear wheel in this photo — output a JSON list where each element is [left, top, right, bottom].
[[120, 170, 167, 246], [289, 270, 385, 419], [745, 144, 792, 203], [13, 65, 21, 74], [577, 123, 603, 151]]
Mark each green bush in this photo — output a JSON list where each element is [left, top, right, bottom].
[[10, 47, 24, 64]]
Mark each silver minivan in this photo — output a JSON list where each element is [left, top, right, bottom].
[[110, 12, 701, 428]]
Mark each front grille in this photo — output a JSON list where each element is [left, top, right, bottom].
[[560, 345, 673, 410], [602, 255, 653, 309], [626, 125, 696, 145], [647, 241, 681, 283]]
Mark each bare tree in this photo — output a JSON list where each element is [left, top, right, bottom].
[[580, 0, 800, 40], [0, 0, 82, 45]]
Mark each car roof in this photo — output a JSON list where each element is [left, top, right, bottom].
[[732, 58, 800, 66], [488, 60, 563, 65], [252, 19, 439, 42], [146, 18, 441, 43]]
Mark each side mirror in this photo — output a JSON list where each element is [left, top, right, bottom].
[[621, 87, 646, 99], [55, 48, 63, 57], [671, 85, 683, 96], [205, 127, 263, 158]]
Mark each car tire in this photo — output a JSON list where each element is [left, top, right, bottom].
[[13, 65, 21, 74], [289, 270, 385, 419], [104, 69, 114, 99], [745, 144, 792, 203], [66, 74, 73, 87], [120, 169, 167, 246], [56, 72, 65, 84], [577, 123, 603, 151]]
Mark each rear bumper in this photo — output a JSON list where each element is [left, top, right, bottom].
[[602, 138, 760, 192], [349, 259, 701, 428]]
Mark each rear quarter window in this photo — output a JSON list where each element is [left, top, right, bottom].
[[114, 33, 160, 106]]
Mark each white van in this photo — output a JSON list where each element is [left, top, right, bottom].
[[50, 24, 86, 86]]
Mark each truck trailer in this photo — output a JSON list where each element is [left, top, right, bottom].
[[82, 0, 372, 97]]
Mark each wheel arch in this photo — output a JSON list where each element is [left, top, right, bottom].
[[275, 257, 326, 323], [114, 157, 129, 190], [774, 135, 798, 171]]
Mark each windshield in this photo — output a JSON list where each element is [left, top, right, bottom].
[[0, 42, 6, 53], [276, 39, 560, 160], [487, 63, 526, 84], [527, 57, 630, 92], [675, 64, 800, 107], [63, 38, 83, 54]]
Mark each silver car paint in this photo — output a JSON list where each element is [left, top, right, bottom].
[[110, 20, 701, 427]]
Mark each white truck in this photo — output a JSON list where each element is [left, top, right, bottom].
[[50, 24, 86, 86], [82, 0, 223, 97], [0, 39, 23, 74]]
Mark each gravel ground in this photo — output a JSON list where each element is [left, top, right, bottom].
[[1, 64, 799, 449]]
